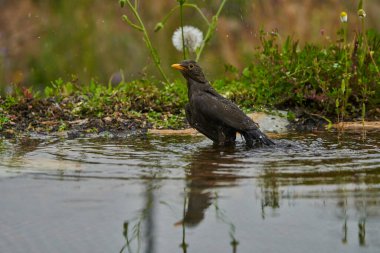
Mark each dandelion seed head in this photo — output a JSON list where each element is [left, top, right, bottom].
[[340, 11, 348, 23], [172, 26, 203, 53]]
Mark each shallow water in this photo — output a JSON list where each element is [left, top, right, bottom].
[[1, 132, 380, 253]]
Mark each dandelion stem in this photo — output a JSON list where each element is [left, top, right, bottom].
[[180, 2, 186, 59]]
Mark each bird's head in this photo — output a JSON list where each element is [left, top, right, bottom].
[[171, 60, 207, 83]]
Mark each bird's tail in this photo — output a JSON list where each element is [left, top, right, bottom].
[[242, 129, 275, 147]]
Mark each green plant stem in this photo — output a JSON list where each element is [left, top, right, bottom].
[[125, 0, 169, 83], [155, 1, 225, 61], [343, 23, 348, 75], [360, 18, 367, 125], [183, 4, 210, 25], [360, 23, 380, 78], [122, 15, 143, 31], [157, 4, 210, 29], [180, 2, 186, 59], [340, 22, 349, 123], [196, 0, 228, 61]]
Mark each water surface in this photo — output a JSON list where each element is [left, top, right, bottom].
[[0, 132, 380, 253]]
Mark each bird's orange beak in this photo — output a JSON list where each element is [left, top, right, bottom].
[[171, 63, 185, 71]]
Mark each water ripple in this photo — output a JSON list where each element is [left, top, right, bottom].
[[0, 132, 379, 183]]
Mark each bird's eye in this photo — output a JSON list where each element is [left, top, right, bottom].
[[188, 64, 194, 69]]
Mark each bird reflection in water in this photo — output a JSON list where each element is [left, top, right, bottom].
[[176, 145, 240, 253], [177, 146, 239, 226]]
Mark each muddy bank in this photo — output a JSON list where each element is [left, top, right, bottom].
[[149, 112, 380, 136], [0, 97, 154, 138], [1, 97, 379, 139]]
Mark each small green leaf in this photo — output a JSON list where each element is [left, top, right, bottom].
[[44, 86, 54, 97], [242, 67, 251, 78], [154, 22, 164, 32], [122, 15, 143, 31], [286, 111, 296, 121], [119, 0, 126, 8]]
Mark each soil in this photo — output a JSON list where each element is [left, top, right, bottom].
[[1, 97, 379, 139], [0, 97, 150, 138]]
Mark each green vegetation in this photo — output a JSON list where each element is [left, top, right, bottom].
[[0, 114, 9, 131], [213, 28, 380, 121], [1, 25, 380, 133], [0, 0, 379, 135], [0, 78, 189, 133], [0, 23, 379, 134]]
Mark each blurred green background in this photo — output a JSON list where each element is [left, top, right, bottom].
[[0, 0, 379, 90]]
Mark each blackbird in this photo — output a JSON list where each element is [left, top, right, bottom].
[[171, 60, 274, 147]]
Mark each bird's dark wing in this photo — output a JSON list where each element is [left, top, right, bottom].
[[186, 102, 221, 142], [192, 90, 258, 131]]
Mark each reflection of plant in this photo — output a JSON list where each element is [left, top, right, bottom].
[[213, 192, 239, 253], [179, 190, 189, 253], [358, 218, 366, 246], [120, 180, 159, 253], [120, 220, 142, 253]]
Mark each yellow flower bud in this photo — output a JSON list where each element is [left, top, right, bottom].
[[340, 11, 348, 23]]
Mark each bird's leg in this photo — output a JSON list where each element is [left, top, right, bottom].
[[242, 132, 254, 148], [224, 128, 236, 145], [217, 126, 226, 145], [223, 127, 236, 146], [217, 126, 236, 146], [242, 132, 265, 148]]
